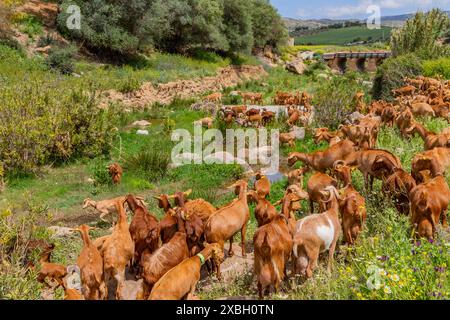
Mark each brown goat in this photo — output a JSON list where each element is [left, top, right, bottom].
[[254, 172, 270, 199], [333, 163, 366, 245], [139, 208, 189, 295], [154, 194, 177, 244], [410, 175, 450, 239], [247, 190, 278, 227], [37, 244, 67, 288], [253, 214, 294, 299], [287, 167, 309, 187], [127, 194, 160, 267], [382, 168, 416, 215], [411, 147, 450, 183], [101, 201, 135, 299], [406, 122, 450, 150], [149, 243, 223, 300], [307, 172, 338, 214], [342, 149, 402, 191], [288, 140, 356, 173], [204, 180, 250, 279], [74, 225, 106, 300], [108, 163, 123, 185]]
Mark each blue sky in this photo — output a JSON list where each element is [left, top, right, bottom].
[[270, 0, 450, 19]]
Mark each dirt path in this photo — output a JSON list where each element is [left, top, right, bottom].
[[100, 65, 267, 108]]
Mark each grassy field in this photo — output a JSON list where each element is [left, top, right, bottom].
[[295, 26, 392, 46], [0, 42, 449, 300]]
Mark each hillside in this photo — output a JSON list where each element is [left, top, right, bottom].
[[295, 26, 392, 46]]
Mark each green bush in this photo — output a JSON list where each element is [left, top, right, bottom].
[[118, 74, 141, 93], [372, 54, 423, 101], [0, 77, 119, 175], [45, 46, 77, 75], [390, 9, 450, 59], [313, 74, 366, 129], [57, 0, 287, 58], [124, 140, 172, 182], [423, 57, 450, 79]]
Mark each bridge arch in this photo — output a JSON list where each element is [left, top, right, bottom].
[[337, 58, 347, 73]]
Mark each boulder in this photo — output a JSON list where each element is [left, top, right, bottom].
[[136, 129, 149, 135], [286, 59, 307, 75], [131, 120, 151, 127], [291, 126, 306, 140]]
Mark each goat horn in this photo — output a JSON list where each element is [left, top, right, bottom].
[[273, 199, 283, 206], [167, 194, 176, 199], [333, 160, 345, 170], [184, 189, 192, 197]]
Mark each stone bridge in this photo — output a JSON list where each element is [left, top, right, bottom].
[[323, 51, 391, 73]]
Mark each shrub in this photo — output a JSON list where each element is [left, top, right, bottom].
[[57, 0, 287, 57], [390, 9, 450, 59], [423, 57, 450, 79], [124, 140, 172, 182], [0, 78, 119, 175], [372, 54, 423, 101], [313, 74, 366, 129], [118, 74, 141, 93], [45, 46, 77, 75]]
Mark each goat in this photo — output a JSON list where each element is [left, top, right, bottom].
[[381, 105, 397, 127], [247, 190, 278, 227], [204, 180, 250, 279], [154, 194, 177, 244], [239, 91, 263, 105], [117, 279, 145, 300], [411, 103, 435, 117], [139, 207, 189, 296], [410, 175, 450, 239], [287, 167, 309, 187], [313, 127, 340, 145], [82, 196, 127, 223], [254, 214, 294, 299], [101, 201, 135, 299], [406, 122, 450, 150], [333, 163, 366, 245], [342, 149, 402, 191], [411, 148, 450, 183], [392, 85, 416, 97], [307, 172, 338, 214], [292, 186, 342, 278], [254, 172, 270, 199], [149, 243, 223, 300], [37, 244, 67, 289], [127, 194, 160, 268], [74, 225, 106, 300], [279, 132, 296, 147], [395, 108, 414, 137], [288, 140, 356, 173], [108, 163, 123, 185], [204, 92, 222, 103], [382, 168, 416, 215]]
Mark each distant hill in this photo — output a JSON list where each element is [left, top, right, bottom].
[[283, 11, 450, 32]]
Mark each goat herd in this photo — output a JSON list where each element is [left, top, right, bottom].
[[36, 76, 449, 300]]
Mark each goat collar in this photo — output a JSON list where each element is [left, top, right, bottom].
[[197, 253, 206, 265]]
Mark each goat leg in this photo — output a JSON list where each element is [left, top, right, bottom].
[[241, 223, 247, 257], [228, 236, 234, 257], [327, 240, 337, 274], [441, 210, 448, 228]]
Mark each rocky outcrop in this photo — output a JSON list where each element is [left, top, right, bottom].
[[18, 0, 58, 27], [286, 58, 307, 75], [101, 65, 267, 109]]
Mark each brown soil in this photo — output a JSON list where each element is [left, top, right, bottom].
[[100, 65, 267, 109]]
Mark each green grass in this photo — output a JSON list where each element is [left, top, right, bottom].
[[295, 26, 392, 46]]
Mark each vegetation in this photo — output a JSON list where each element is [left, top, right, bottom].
[[57, 0, 287, 58], [313, 73, 369, 129], [423, 57, 450, 79], [373, 54, 423, 101], [390, 9, 450, 59], [295, 26, 391, 46], [44, 45, 77, 74]]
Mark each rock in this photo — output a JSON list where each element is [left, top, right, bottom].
[[172, 153, 203, 166], [136, 129, 149, 135], [229, 91, 240, 97], [286, 59, 307, 75], [131, 120, 151, 127], [346, 111, 365, 124], [317, 73, 331, 80], [291, 126, 306, 140], [34, 45, 51, 54], [47, 226, 75, 238], [204, 151, 253, 173], [298, 51, 315, 60], [72, 73, 81, 78], [18, 0, 58, 27]]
